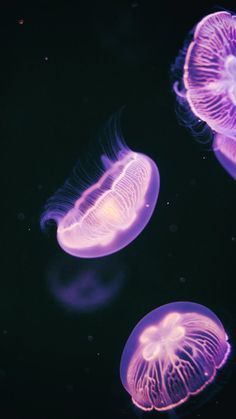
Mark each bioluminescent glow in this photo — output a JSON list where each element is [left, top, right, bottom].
[[47, 255, 124, 313], [213, 133, 236, 179], [173, 11, 236, 137], [120, 302, 230, 412], [41, 121, 160, 258]]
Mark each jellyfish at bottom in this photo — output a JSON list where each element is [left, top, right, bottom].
[[172, 11, 236, 137], [120, 302, 230, 412], [213, 133, 236, 180], [41, 118, 160, 258]]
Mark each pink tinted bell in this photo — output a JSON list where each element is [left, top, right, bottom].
[[183, 11, 236, 136], [120, 302, 230, 412], [56, 151, 159, 258], [213, 133, 236, 179]]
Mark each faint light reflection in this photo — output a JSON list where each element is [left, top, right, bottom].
[[46, 254, 125, 313]]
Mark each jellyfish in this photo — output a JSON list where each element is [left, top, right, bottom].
[[41, 118, 160, 258], [46, 254, 124, 313], [120, 301, 230, 412], [172, 11, 236, 137], [213, 132, 236, 179]]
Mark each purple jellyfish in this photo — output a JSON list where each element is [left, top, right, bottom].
[[213, 132, 236, 179], [120, 302, 230, 412], [41, 120, 160, 258], [173, 11, 236, 136], [46, 255, 124, 313]]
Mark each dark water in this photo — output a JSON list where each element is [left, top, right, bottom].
[[1, 1, 236, 418]]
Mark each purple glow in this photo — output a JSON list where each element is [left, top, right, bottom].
[[213, 133, 236, 179], [46, 255, 124, 313], [120, 302, 230, 412], [41, 127, 160, 258], [173, 11, 236, 136]]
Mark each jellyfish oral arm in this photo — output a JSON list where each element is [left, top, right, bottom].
[[139, 313, 186, 362], [205, 55, 236, 105], [225, 55, 236, 105]]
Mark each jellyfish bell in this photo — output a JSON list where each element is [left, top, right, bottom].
[[213, 132, 236, 180], [172, 11, 236, 137], [120, 301, 230, 412], [56, 151, 159, 258], [184, 11, 236, 136], [41, 116, 160, 258]]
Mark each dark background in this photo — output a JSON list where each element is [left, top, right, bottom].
[[1, 1, 236, 418]]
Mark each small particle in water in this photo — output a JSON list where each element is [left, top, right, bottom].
[[189, 178, 197, 186], [65, 384, 74, 392], [169, 224, 178, 233], [17, 212, 25, 221]]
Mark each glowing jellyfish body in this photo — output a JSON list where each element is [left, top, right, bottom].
[[213, 133, 236, 179], [41, 132, 160, 258], [120, 302, 230, 412], [174, 11, 236, 136]]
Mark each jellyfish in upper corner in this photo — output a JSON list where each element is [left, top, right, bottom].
[[40, 116, 160, 258], [213, 132, 236, 179], [120, 302, 230, 412], [172, 11, 236, 137]]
